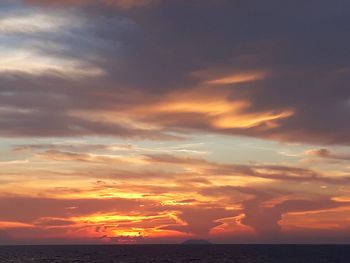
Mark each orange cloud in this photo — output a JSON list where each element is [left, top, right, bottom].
[[130, 86, 294, 131], [206, 72, 268, 85], [306, 148, 350, 161]]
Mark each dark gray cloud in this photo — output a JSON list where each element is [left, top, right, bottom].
[[242, 197, 341, 238], [1, 0, 349, 143], [162, 207, 236, 236], [200, 185, 346, 239]]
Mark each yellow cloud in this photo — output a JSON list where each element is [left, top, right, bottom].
[[206, 71, 268, 85], [133, 86, 293, 130]]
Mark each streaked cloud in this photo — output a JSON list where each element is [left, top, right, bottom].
[[0, 48, 105, 77], [306, 148, 350, 161], [25, 0, 158, 9], [205, 71, 268, 85], [0, 12, 72, 34]]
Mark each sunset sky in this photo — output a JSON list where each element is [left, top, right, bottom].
[[1, 0, 350, 244]]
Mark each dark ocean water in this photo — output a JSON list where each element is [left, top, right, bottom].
[[0, 244, 349, 263]]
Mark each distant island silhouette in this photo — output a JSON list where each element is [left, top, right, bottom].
[[181, 239, 212, 245]]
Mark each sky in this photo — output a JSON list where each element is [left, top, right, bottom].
[[0, 0, 350, 245]]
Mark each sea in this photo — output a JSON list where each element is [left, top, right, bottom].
[[0, 244, 349, 263]]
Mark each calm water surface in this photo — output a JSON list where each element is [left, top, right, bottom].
[[0, 244, 349, 263]]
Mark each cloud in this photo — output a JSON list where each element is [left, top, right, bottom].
[[0, 12, 70, 34], [204, 71, 269, 85], [200, 185, 347, 238], [306, 148, 332, 158], [145, 154, 350, 185], [163, 207, 237, 236], [0, 8, 104, 77], [0, 195, 238, 240], [33, 218, 75, 227], [129, 86, 294, 132], [25, 0, 158, 9], [242, 197, 342, 238], [1, 0, 350, 244], [13, 142, 133, 153], [0, 0, 348, 144], [0, 50, 105, 77], [13, 141, 208, 156], [35, 150, 146, 164], [0, 100, 178, 139], [1, 151, 350, 242], [0, 196, 149, 222], [306, 148, 350, 161]]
